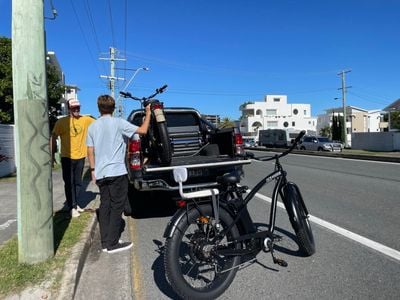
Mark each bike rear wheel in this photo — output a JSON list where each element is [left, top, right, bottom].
[[155, 121, 172, 165], [283, 183, 315, 256], [164, 204, 241, 300]]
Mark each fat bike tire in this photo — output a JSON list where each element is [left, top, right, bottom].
[[164, 205, 241, 300], [283, 183, 315, 256], [155, 121, 172, 165]]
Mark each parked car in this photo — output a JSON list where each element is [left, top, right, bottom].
[[243, 138, 256, 147], [299, 136, 342, 152]]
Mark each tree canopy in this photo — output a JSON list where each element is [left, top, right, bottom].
[[218, 117, 235, 129], [0, 36, 65, 125]]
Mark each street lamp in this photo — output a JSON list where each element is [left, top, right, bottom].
[[121, 67, 150, 92], [117, 67, 150, 117]]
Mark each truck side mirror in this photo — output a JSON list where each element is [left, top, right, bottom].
[[173, 167, 188, 183]]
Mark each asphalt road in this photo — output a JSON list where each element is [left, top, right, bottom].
[[0, 170, 67, 245], [128, 153, 400, 299]]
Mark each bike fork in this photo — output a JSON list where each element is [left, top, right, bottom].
[[265, 177, 288, 267]]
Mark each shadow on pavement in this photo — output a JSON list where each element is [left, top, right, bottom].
[[53, 177, 98, 253], [253, 222, 310, 258], [53, 211, 71, 253], [151, 239, 180, 299]]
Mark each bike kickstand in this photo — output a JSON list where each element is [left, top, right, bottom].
[[264, 238, 288, 267]]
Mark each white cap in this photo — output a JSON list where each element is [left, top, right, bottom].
[[68, 99, 80, 108]]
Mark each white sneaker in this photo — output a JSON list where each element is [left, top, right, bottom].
[[76, 205, 85, 213], [71, 208, 80, 218]]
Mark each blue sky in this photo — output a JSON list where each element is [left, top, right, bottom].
[[1, 0, 399, 119]]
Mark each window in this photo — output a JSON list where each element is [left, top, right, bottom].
[[303, 137, 312, 142], [293, 109, 298, 115], [304, 110, 307, 115], [166, 113, 199, 127], [283, 121, 289, 127], [273, 98, 280, 102], [292, 121, 295, 126], [266, 109, 277, 116], [267, 121, 278, 127]]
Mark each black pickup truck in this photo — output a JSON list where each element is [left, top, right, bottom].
[[126, 107, 251, 192]]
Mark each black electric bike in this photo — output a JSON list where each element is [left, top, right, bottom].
[[120, 85, 172, 166], [163, 130, 315, 299]]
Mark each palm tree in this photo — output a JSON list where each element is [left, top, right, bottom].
[[218, 117, 235, 129]]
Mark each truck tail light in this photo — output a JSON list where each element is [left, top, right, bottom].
[[234, 133, 245, 155], [128, 139, 142, 170], [176, 200, 187, 207]]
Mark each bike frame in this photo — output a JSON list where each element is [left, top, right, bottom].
[[213, 133, 307, 257], [216, 156, 287, 247]]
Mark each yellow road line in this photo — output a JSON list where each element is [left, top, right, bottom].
[[129, 217, 144, 300]]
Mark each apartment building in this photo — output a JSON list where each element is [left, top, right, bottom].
[[317, 106, 385, 147], [239, 95, 317, 140]]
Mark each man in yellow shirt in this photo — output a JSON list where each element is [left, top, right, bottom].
[[52, 99, 94, 217]]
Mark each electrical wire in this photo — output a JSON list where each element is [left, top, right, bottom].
[[107, 0, 116, 47], [124, 0, 128, 86], [348, 90, 392, 107], [69, 0, 104, 87]]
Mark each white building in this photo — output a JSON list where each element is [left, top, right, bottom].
[[317, 106, 386, 147], [239, 95, 317, 141]]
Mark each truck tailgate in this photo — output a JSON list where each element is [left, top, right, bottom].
[[143, 156, 251, 173]]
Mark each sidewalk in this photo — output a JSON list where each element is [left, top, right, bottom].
[[56, 182, 134, 300], [0, 169, 133, 300]]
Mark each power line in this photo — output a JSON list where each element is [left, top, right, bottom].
[[107, 0, 116, 47], [123, 0, 128, 85], [69, 0, 103, 86], [83, 0, 101, 53], [347, 91, 392, 107]]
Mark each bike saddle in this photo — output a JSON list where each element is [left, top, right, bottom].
[[217, 171, 240, 185]]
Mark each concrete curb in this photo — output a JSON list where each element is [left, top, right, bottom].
[[56, 196, 99, 300]]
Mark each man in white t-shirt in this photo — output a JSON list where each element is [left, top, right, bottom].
[[86, 94, 151, 253]]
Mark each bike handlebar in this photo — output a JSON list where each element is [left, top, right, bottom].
[[119, 84, 168, 102], [254, 130, 306, 162]]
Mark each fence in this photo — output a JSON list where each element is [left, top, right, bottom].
[[351, 132, 400, 151], [0, 124, 16, 177]]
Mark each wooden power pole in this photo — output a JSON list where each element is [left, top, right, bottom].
[[12, 0, 54, 263]]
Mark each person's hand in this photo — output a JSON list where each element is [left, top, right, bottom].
[[145, 104, 151, 115], [91, 170, 96, 184]]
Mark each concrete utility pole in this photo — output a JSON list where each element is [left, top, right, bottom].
[[12, 0, 54, 263], [338, 69, 352, 148], [100, 47, 125, 99]]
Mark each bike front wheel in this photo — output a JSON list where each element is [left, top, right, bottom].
[[283, 183, 315, 256], [164, 204, 241, 300]]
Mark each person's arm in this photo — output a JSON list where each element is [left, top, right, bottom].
[[50, 132, 58, 167], [135, 105, 151, 135], [87, 146, 96, 183]]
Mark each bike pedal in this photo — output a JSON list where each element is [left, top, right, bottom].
[[273, 257, 288, 267]]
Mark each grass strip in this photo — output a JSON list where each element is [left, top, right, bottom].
[[0, 211, 92, 297]]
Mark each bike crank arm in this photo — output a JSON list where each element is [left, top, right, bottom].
[[264, 237, 288, 267]]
